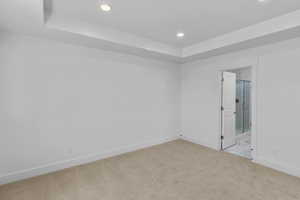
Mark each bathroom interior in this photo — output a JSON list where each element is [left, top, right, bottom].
[[225, 67, 252, 159]]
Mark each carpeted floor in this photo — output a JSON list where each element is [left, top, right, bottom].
[[1, 139, 300, 200]]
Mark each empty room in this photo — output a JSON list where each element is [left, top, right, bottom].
[[1, 0, 300, 199]]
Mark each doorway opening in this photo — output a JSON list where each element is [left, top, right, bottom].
[[221, 67, 253, 159]]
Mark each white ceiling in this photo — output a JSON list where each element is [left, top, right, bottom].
[[49, 0, 300, 47], [1, 0, 300, 62]]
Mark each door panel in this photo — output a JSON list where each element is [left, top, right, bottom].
[[222, 72, 236, 149]]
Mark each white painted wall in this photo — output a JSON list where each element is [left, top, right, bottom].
[[0, 33, 180, 183], [2, 31, 300, 184], [181, 37, 300, 177], [229, 67, 252, 81]]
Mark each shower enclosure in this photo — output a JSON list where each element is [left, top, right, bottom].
[[236, 80, 251, 135]]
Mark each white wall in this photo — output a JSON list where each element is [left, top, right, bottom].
[[2, 31, 300, 184], [229, 67, 252, 81], [181, 37, 300, 177], [0, 33, 180, 183]]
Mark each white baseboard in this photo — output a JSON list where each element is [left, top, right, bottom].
[[254, 157, 300, 178], [3, 135, 298, 185], [180, 135, 300, 178], [0, 136, 178, 185], [179, 135, 218, 150]]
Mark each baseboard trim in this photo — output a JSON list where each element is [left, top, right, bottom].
[[253, 157, 300, 178], [0, 136, 178, 185], [179, 135, 218, 150], [180, 136, 300, 178]]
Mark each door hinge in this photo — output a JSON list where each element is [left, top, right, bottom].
[[221, 106, 224, 111], [221, 77, 224, 82], [221, 136, 224, 140]]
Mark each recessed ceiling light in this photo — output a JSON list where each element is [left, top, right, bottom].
[[100, 3, 111, 11], [99, 1, 112, 12], [176, 32, 185, 38]]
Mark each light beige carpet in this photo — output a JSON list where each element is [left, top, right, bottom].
[[1, 139, 300, 200]]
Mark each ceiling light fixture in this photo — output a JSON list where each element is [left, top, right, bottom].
[[99, 0, 112, 12], [176, 32, 185, 38]]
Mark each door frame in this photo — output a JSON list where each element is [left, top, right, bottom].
[[218, 65, 258, 160]]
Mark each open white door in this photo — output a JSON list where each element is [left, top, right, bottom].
[[221, 72, 236, 149]]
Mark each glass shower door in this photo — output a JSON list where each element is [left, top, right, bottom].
[[236, 80, 244, 135], [235, 80, 251, 135], [243, 81, 251, 133]]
